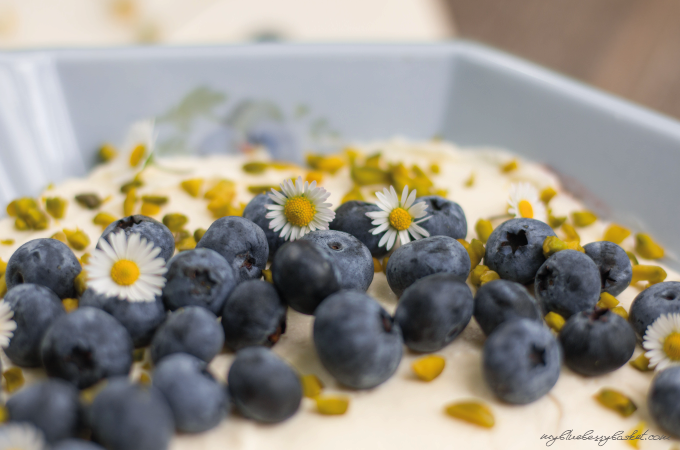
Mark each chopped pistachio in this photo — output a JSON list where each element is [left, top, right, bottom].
[[120, 178, 143, 194], [468, 239, 485, 270], [0, 239, 14, 246], [99, 143, 118, 162], [74, 271, 88, 297], [543, 236, 568, 259], [247, 185, 278, 195], [572, 211, 598, 227], [594, 388, 636, 417], [176, 234, 196, 252], [597, 292, 619, 309], [444, 401, 495, 428], [627, 251, 639, 265], [412, 355, 445, 382], [141, 361, 152, 371], [262, 269, 273, 284], [0, 259, 6, 277], [430, 163, 440, 174], [204, 180, 236, 202], [631, 265, 667, 285], [133, 348, 146, 362], [500, 159, 518, 173], [344, 147, 361, 165], [62, 298, 79, 313], [603, 224, 631, 244], [305, 171, 324, 184], [26, 207, 49, 230], [6, 200, 17, 217], [3, 367, 24, 393], [180, 178, 204, 197], [480, 270, 500, 285], [123, 188, 137, 216], [140, 202, 161, 216], [381, 257, 389, 273], [307, 154, 345, 174], [129, 144, 146, 167], [173, 230, 191, 245], [351, 165, 390, 186], [341, 186, 365, 203], [141, 195, 168, 206], [93, 212, 118, 228], [565, 240, 585, 253], [372, 258, 382, 273], [475, 219, 493, 244], [14, 218, 29, 231], [540, 187, 557, 204], [610, 306, 628, 320], [208, 199, 244, 219], [12, 197, 37, 216], [545, 311, 565, 332], [0, 405, 8, 423], [316, 395, 349, 415], [163, 213, 188, 233], [464, 172, 475, 188], [301, 374, 324, 398], [433, 188, 448, 197], [75, 193, 103, 210], [63, 228, 90, 251], [627, 421, 646, 449], [193, 228, 206, 243], [470, 264, 490, 287], [629, 353, 652, 372], [635, 233, 664, 260], [364, 152, 381, 168], [80, 253, 91, 266], [548, 213, 567, 229], [45, 197, 68, 219], [242, 161, 268, 174], [139, 372, 152, 385], [561, 223, 580, 242], [79, 380, 108, 404], [0, 274, 6, 299], [51, 230, 68, 244]]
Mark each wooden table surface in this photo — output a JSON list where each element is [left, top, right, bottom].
[[446, 0, 680, 120]]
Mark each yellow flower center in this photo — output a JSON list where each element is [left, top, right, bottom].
[[663, 332, 680, 360], [110, 260, 141, 286], [518, 200, 534, 219], [284, 196, 316, 227], [389, 208, 412, 231]]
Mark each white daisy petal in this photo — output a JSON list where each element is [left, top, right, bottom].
[[386, 229, 398, 251], [368, 185, 432, 251], [399, 229, 411, 246]]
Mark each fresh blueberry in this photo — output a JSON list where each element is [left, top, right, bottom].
[[52, 439, 105, 450], [416, 195, 467, 240], [583, 241, 633, 296], [301, 230, 374, 292], [649, 366, 680, 438], [271, 240, 342, 315], [79, 288, 165, 348], [221, 280, 287, 351], [329, 201, 389, 259], [89, 378, 174, 450], [41, 307, 134, 389], [474, 279, 542, 336], [227, 347, 302, 423], [484, 218, 557, 285], [3, 284, 65, 367], [153, 353, 228, 433], [483, 319, 561, 404], [7, 379, 81, 443], [314, 290, 402, 389], [162, 248, 238, 315], [534, 250, 602, 319], [150, 306, 224, 364], [6, 238, 81, 299], [100, 215, 175, 263], [243, 193, 287, 259], [394, 273, 473, 352], [629, 281, 680, 338], [558, 308, 635, 376], [195, 216, 269, 282], [386, 236, 470, 297]]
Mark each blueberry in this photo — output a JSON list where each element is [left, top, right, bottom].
[[41, 307, 133, 389], [583, 241, 632, 296], [79, 288, 165, 348], [221, 280, 287, 351], [52, 439, 105, 450], [227, 347, 302, 423], [100, 215, 175, 263], [271, 240, 342, 314], [314, 290, 402, 389], [3, 284, 65, 367], [629, 281, 680, 338], [649, 366, 680, 438], [483, 319, 561, 404], [195, 216, 269, 282], [329, 201, 389, 259], [534, 250, 602, 319], [89, 378, 174, 450], [474, 279, 542, 336], [150, 306, 224, 364], [558, 308, 635, 376], [6, 238, 81, 299], [416, 195, 467, 240], [153, 353, 228, 433], [162, 248, 238, 315], [301, 230, 374, 292], [243, 193, 287, 259], [484, 218, 557, 284], [394, 273, 473, 352], [7, 379, 81, 443], [386, 236, 470, 297]]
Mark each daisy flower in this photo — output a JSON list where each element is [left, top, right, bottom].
[[366, 185, 430, 251], [86, 231, 167, 302], [0, 422, 47, 450], [507, 182, 547, 222], [0, 300, 16, 348], [643, 313, 680, 371], [265, 177, 335, 241]]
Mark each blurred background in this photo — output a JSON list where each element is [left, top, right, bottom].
[[0, 0, 678, 119]]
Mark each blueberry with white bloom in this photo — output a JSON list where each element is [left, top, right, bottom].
[[416, 195, 467, 240], [583, 241, 632, 296], [629, 281, 680, 338], [649, 366, 680, 438], [473, 279, 542, 336], [243, 193, 287, 258], [366, 185, 430, 251], [265, 176, 335, 241], [330, 200, 390, 259]]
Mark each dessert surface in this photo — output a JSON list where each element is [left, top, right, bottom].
[[0, 134, 677, 450]]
